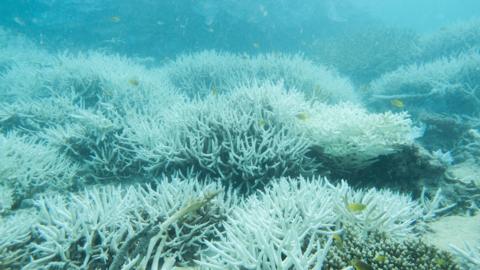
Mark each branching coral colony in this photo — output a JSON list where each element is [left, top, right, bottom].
[[0, 28, 470, 269]]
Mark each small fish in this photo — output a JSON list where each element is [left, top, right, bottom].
[[252, 42, 260, 49], [313, 85, 323, 95], [259, 5, 268, 16], [359, 84, 370, 92], [390, 99, 404, 108], [211, 83, 218, 96], [128, 78, 139, 86], [351, 259, 373, 270], [347, 203, 367, 213], [373, 254, 386, 263], [13, 16, 26, 26], [258, 119, 267, 129], [111, 16, 121, 23], [332, 233, 343, 247], [295, 112, 309, 121], [434, 258, 446, 266]]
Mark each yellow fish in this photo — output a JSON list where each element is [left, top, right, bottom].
[[128, 78, 139, 86], [347, 203, 367, 213], [359, 84, 369, 92], [351, 259, 373, 270], [258, 119, 267, 129], [373, 254, 386, 263], [434, 258, 446, 267], [295, 112, 309, 121], [332, 233, 343, 248], [390, 99, 404, 108], [211, 83, 218, 96], [111, 16, 121, 23], [252, 42, 260, 49]]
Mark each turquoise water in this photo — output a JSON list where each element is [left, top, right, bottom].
[[0, 1, 479, 269]]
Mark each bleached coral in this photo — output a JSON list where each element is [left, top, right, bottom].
[[129, 83, 317, 190], [0, 175, 452, 269], [0, 211, 37, 269], [0, 133, 79, 203], [0, 96, 81, 136], [0, 185, 13, 214], [0, 26, 51, 72], [450, 242, 480, 269], [159, 50, 358, 103], [329, 180, 424, 239], [197, 177, 337, 270], [419, 19, 480, 61], [368, 50, 480, 116], [301, 102, 416, 168], [0, 50, 180, 112], [22, 177, 234, 269], [40, 109, 138, 181], [311, 26, 420, 83], [197, 176, 437, 269], [126, 82, 415, 187]]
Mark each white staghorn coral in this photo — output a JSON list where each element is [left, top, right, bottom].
[[159, 50, 358, 103], [0, 50, 180, 112], [129, 82, 317, 190], [197, 177, 337, 270], [450, 242, 480, 269], [0, 27, 52, 101], [27, 186, 137, 269], [21, 177, 234, 270], [368, 50, 480, 116], [0, 133, 79, 202], [0, 96, 82, 135], [0, 210, 37, 269], [126, 82, 415, 187], [329, 180, 425, 239], [0, 176, 449, 269], [197, 176, 431, 269], [0, 185, 13, 214], [418, 18, 480, 61], [301, 102, 416, 168], [370, 51, 480, 99]]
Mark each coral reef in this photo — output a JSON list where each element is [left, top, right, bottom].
[[0, 133, 79, 207], [197, 176, 454, 269], [159, 50, 358, 103], [0, 26, 475, 269], [301, 102, 418, 169], [0, 177, 234, 270], [451, 242, 480, 269], [197, 177, 338, 270], [125, 82, 415, 191], [418, 19, 480, 62], [127, 83, 317, 191], [311, 26, 420, 83], [324, 226, 460, 270], [368, 50, 480, 117]]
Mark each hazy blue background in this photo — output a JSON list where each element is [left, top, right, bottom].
[[1, 0, 480, 59]]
